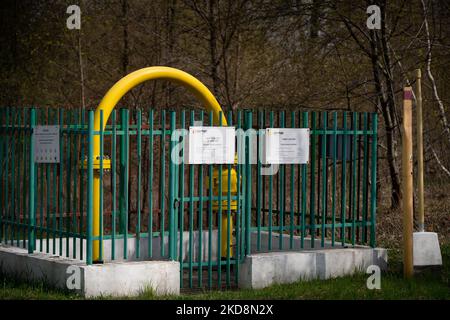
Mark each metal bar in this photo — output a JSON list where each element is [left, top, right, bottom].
[[148, 109, 154, 258], [361, 113, 369, 243], [28, 109, 37, 253], [99, 110, 104, 261], [245, 111, 252, 255], [198, 110, 204, 287], [58, 109, 64, 256], [136, 109, 142, 258], [301, 112, 308, 248], [86, 111, 94, 265], [159, 110, 166, 257], [111, 110, 117, 260], [256, 110, 263, 251], [341, 112, 348, 246], [226, 110, 232, 287], [289, 111, 295, 249], [268, 111, 274, 250], [168, 111, 176, 260], [188, 110, 195, 288], [310, 112, 316, 248], [351, 113, 358, 246], [331, 112, 337, 246], [208, 110, 213, 288], [370, 113, 378, 248], [217, 111, 223, 287], [123, 109, 129, 259], [179, 110, 186, 287], [279, 111, 285, 250], [321, 112, 327, 247]]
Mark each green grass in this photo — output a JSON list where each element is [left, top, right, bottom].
[[1, 244, 449, 300]]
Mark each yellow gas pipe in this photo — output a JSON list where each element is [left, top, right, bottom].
[[91, 66, 235, 262]]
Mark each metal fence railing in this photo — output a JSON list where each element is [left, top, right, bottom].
[[0, 107, 378, 289]]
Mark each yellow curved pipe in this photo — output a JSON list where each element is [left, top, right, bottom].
[[92, 66, 229, 262]]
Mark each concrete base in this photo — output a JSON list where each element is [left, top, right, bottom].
[[1, 230, 388, 295], [413, 232, 442, 267], [0, 245, 179, 297], [239, 247, 387, 289]]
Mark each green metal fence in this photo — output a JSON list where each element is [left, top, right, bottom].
[[0, 107, 378, 290]]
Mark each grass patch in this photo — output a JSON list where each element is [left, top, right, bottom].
[[1, 244, 448, 300]]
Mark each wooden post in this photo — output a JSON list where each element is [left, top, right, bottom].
[[416, 69, 425, 232], [402, 87, 414, 278]]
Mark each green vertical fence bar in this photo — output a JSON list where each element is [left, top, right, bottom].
[[79, 109, 86, 260], [71, 110, 80, 258], [300, 112, 308, 248], [86, 111, 94, 265], [331, 112, 337, 246], [351, 112, 358, 246], [21, 110, 27, 247], [65, 110, 72, 257], [310, 111, 316, 248], [123, 109, 129, 259], [245, 111, 252, 255], [111, 110, 117, 260], [188, 110, 195, 288], [321, 112, 327, 247], [208, 110, 213, 288], [256, 111, 263, 251], [168, 111, 177, 260], [268, 111, 274, 250], [198, 110, 204, 287], [5, 108, 10, 245], [58, 109, 64, 256], [11, 108, 16, 246], [0, 107, 4, 243], [361, 113, 369, 243], [147, 109, 154, 258], [136, 110, 142, 259], [341, 112, 348, 246], [159, 110, 166, 257], [179, 110, 185, 287], [235, 110, 242, 284], [28, 109, 37, 253], [278, 111, 285, 250], [51, 110, 57, 254], [217, 111, 223, 288], [0, 108, 3, 242], [99, 110, 104, 261], [370, 113, 378, 247], [289, 111, 295, 249], [226, 110, 232, 287]]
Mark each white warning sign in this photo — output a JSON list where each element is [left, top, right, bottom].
[[33, 125, 60, 163], [188, 126, 235, 164], [265, 128, 309, 164]]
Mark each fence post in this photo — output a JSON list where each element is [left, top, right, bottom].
[[245, 111, 252, 255], [86, 110, 94, 265], [168, 111, 177, 260], [402, 87, 414, 278], [27, 109, 37, 253], [370, 112, 378, 247]]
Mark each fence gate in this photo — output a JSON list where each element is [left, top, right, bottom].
[[0, 107, 378, 291]]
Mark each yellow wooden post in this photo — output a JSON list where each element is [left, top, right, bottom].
[[402, 86, 414, 278], [416, 69, 425, 232]]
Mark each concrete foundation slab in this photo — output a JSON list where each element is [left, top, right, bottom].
[[239, 247, 387, 289], [0, 245, 179, 297]]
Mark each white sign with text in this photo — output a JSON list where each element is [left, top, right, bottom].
[[33, 125, 60, 163], [188, 126, 235, 164], [265, 128, 309, 164]]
